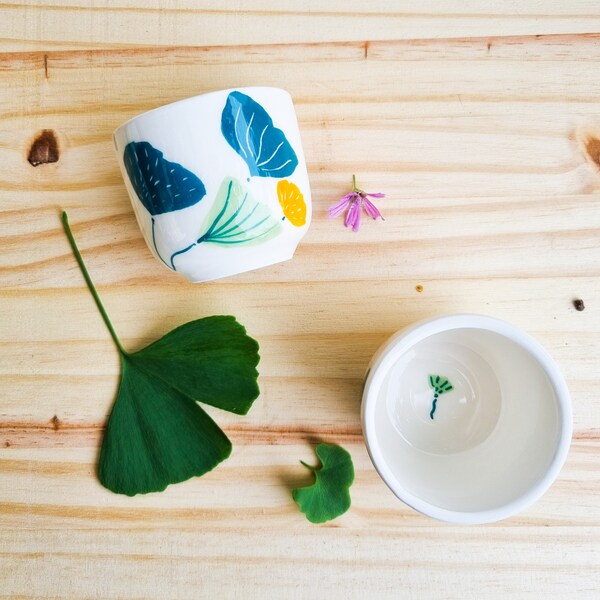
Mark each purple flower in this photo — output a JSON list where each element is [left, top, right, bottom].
[[327, 175, 385, 232]]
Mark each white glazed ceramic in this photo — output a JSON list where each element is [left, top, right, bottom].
[[362, 314, 572, 525], [114, 87, 311, 282]]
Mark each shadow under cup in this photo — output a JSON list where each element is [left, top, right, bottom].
[[362, 315, 572, 524], [113, 87, 311, 282]]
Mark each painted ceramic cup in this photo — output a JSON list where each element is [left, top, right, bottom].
[[362, 314, 572, 524], [114, 87, 311, 282]]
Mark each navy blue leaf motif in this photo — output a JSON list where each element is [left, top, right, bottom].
[[221, 91, 298, 178], [123, 141, 206, 216]]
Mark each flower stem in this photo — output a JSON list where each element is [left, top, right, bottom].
[[352, 174, 358, 192], [61, 211, 127, 356]]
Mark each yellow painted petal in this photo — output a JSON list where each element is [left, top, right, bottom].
[[277, 179, 306, 227]]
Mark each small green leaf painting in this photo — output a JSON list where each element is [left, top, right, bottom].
[[428, 374, 454, 420], [170, 177, 282, 270], [123, 141, 206, 215], [293, 444, 355, 524], [221, 91, 298, 178], [61, 212, 260, 496]]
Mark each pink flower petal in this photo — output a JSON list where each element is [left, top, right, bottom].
[[362, 197, 384, 221], [344, 199, 361, 232], [365, 192, 385, 198], [327, 194, 354, 218]]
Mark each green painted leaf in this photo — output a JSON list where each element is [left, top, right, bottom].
[[428, 374, 454, 420], [292, 443, 354, 524], [199, 177, 281, 245], [428, 374, 454, 395], [61, 212, 260, 496], [168, 177, 283, 271]]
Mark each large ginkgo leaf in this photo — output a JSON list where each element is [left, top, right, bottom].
[[62, 212, 260, 496], [98, 353, 232, 496]]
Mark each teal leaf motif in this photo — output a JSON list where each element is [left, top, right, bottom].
[[123, 141, 206, 216], [221, 91, 298, 178], [428, 374, 454, 420], [169, 177, 281, 270]]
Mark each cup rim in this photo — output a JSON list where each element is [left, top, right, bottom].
[[113, 86, 293, 136], [361, 313, 572, 525]]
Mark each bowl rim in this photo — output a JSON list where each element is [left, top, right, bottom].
[[113, 86, 293, 136], [361, 313, 572, 525]]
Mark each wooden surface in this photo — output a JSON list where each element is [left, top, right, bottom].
[[1, 3, 600, 598]]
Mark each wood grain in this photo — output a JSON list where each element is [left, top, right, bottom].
[[0, 28, 600, 600], [3, 0, 600, 51]]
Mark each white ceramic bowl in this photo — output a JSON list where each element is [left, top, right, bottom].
[[362, 314, 572, 524]]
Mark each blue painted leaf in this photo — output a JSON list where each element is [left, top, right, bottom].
[[123, 141, 206, 216], [221, 91, 298, 178]]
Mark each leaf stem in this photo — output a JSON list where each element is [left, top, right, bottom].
[[300, 460, 317, 473], [61, 211, 127, 355]]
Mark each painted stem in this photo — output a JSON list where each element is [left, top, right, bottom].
[[151, 218, 170, 269], [169, 243, 196, 271], [430, 397, 438, 420], [61, 211, 127, 356]]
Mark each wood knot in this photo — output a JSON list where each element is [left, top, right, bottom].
[[28, 129, 60, 166], [584, 136, 600, 170], [51, 415, 61, 430]]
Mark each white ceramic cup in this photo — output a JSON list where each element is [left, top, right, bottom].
[[114, 87, 311, 282], [362, 314, 572, 524]]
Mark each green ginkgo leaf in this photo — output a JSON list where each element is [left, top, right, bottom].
[[61, 212, 260, 496], [292, 443, 355, 523]]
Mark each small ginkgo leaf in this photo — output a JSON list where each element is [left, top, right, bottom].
[[292, 443, 355, 524], [221, 91, 298, 178], [123, 141, 206, 215], [61, 212, 260, 496], [277, 179, 306, 227]]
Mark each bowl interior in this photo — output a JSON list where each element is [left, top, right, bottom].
[[368, 326, 563, 518]]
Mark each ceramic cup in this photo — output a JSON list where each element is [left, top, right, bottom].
[[114, 87, 311, 282], [362, 314, 572, 524]]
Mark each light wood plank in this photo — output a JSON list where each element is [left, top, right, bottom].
[[3, 1, 600, 51], [0, 33, 599, 600]]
